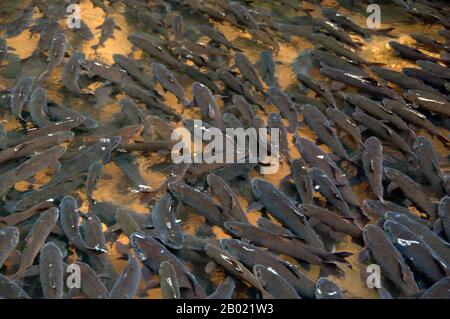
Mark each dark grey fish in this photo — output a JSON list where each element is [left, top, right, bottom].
[[257, 50, 278, 88], [152, 62, 189, 106], [80, 60, 133, 85], [316, 19, 360, 48], [28, 87, 51, 128], [0, 131, 74, 164], [0, 274, 30, 299], [171, 14, 183, 42], [13, 208, 59, 279], [289, 158, 314, 205], [115, 208, 142, 236], [198, 25, 240, 51], [220, 239, 316, 298], [109, 255, 141, 299], [310, 49, 368, 77], [251, 179, 324, 248], [268, 112, 290, 160], [217, 69, 259, 106], [5, 3, 34, 38], [128, 33, 181, 68], [130, 232, 205, 298], [411, 33, 449, 53], [404, 89, 450, 117], [82, 212, 107, 254], [361, 224, 419, 296], [256, 217, 295, 237], [383, 99, 449, 143], [267, 87, 298, 133], [86, 162, 104, 203], [295, 72, 336, 108], [75, 20, 95, 40], [326, 108, 363, 150], [438, 197, 450, 240], [413, 136, 445, 197], [45, 104, 98, 131], [315, 278, 344, 299], [207, 276, 235, 299], [0, 145, 65, 197], [371, 66, 438, 93], [151, 194, 184, 249], [420, 277, 450, 299], [320, 67, 403, 101], [248, 29, 280, 53], [291, 93, 328, 113], [234, 52, 264, 92], [0, 201, 53, 226], [159, 261, 180, 299], [389, 41, 445, 63], [299, 204, 362, 239], [168, 181, 233, 227], [92, 16, 121, 49], [207, 174, 248, 223], [384, 220, 449, 284], [361, 137, 384, 203], [0, 226, 19, 268], [113, 54, 154, 90], [311, 33, 367, 64], [253, 264, 301, 299], [75, 261, 109, 299], [229, 1, 259, 30], [302, 104, 351, 161], [417, 60, 450, 80], [39, 242, 64, 299], [62, 52, 86, 96], [204, 244, 272, 298], [14, 176, 83, 212], [179, 64, 219, 93], [353, 108, 414, 158], [137, 11, 168, 38], [310, 167, 353, 219], [49, 137, 120, 186], [384, 167, 437, 221], [10, 76, 33, 120], [115, 153, 151, 193], [38, 33, 68, 82], [403, 67, 449, 91], [191, 82, 224, 128]]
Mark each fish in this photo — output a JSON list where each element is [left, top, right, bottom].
[[361, 224, 419, 296], [0, 131, 74, 164], [191, 82, 223, 128], [151, 194, 184, 249], [315, 278, 344, 299], [311, 33, 367, 64], [4, 3, 34, 38], [361, 137, 384, 203], [207, 276, 236, 299], [152, 62, 190, 106], [82, 212, 108, 255], [220, 239, 316, 298], [207, 174, 248, 223], [315, 19, 360, 48], [92, 16, 121, 49], [10, 76, 33, 120], [437, 197, 450, 241], [49, 137, 120, 186], [247, 29, 280, 53], [234, 52, 264, 92], [310, 167, 354, 219], [295, 71, 336, 108], [384, 220, 449, 284], [404, 89, 450, 117], [217, 69, 259, 106], [39, 242, 64, 299], [299, 204, 362, 239], [28, 87, 51, 128], [13, 208, 60, 279], [0, 274, 30, 299], [80, 60, 134, 85], [309, 49, 368, 77], [326, 108, 363, 150], [38, 33, 68, 82], [320, 67, 403, 101], [75, 261, 109, 299], [159, 261, 180, 299], [389, 41, 445, 63], [416, 60, 450, 80], [352, 108, 414, 159], [413, 136, 445, 198], [75, 20, 95, 40], [113, 54, 154, 90], [45, 104, 98, 131], [85, 162, 104, 204], [228, 2, 259, 30], [257, 50, 278, 88], [267, 112, 290, 160], [62, 52, 87, 96], [402, 67, 449, 91], [179, 63, 219, 93], [410, 33, 449, 53], [289, 158, 314, 205], [420, 277, 450, 299], [171, 14, 184, 43], [130, 232, 205, 298], [383, 99, 449, 143], [204, 244, 272, 298], [302, 104, 351, 161], [115, 153, 151, 193], [0, 226, 19, 268], [0, 201, 54, 227], [0, 145, 66, 198], [197, 25, 241, 51], [109, 254, 141, 299], [137, 12, 168, 38], [251, 178, 324, 248], [256, 217, 295, 237], [370, 66, 438, 94], [253, 264, 301, 299], [267, 87, 298, 133], [384, 167, 438, 221]]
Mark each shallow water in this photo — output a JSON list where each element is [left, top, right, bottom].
[[0, 0, 449, 299]]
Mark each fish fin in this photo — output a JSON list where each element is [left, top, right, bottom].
[[247, 201, 264, 212], [387, 182, 398, 193]]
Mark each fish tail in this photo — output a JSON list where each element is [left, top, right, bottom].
[[321, 262, 345, 278], [331, 251, 353, 264]]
